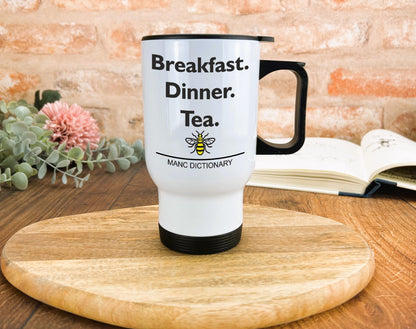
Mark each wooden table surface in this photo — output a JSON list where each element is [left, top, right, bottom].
[[1, 162, 415, 329]]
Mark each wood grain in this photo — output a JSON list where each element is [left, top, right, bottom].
[[0, 164, 415, 329], [1, 205, 374, 329]]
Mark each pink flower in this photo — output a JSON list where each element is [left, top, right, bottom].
[[40, 101, 100, 150]]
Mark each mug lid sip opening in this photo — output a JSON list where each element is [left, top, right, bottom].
[[141, 34, 274, 42]]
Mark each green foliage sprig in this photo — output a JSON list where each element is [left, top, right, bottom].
[[0, 98, 143, 191]]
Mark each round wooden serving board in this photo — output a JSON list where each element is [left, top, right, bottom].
[[1, 204, 374, 329]]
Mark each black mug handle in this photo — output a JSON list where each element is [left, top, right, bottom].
[[256, 60, 308, 154]]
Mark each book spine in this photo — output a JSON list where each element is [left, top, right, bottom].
[[338, 179, 397, 198]]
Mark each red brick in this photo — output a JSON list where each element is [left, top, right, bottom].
[[52, 0, 169, 10], [383, 18, 416, 48], [318, 0, 416, 9], [187, 0, 308, 14], [328, 68, 416, 97], [253, 20, 369, 53], [259, 69, 318, 109], [55, 70, 140, 96], [388, 111, 416, 141], [107, 22, 228, 59], [159, 21, 228, 34], [0, 0, 40, 11], [258, 107, 382, 143], [0, 71, 40, 101], [108, 26, 141, 59], [0, 23, 97, 54], [88, 103, 144, 141]]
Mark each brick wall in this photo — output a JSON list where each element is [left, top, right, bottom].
[[1, 0, 415, 143]]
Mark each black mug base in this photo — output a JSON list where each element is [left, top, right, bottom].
[[159, 224, 242, 255]]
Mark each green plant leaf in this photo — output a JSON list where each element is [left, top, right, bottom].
[[97, 137, 106, 149], [31, 146, 42, 155], [22, 131, 38, 144], [25, 155, 37, 166], [0, 100, 7, 114], [76, 160, 83, 173], [132, 140, 144, 155], [117, 158, 130, 170], [56, 159, 70, 168], [23, 116, 34, 125], [108, 144, 118, 160], [46, 150, 59, 164], [0, 173, 7, 183], [68, 147, 84, 161], [85, 143, 91, 156], [106, 161, 116, 173], [29, 126, 44, 138], [11, 172, 28, 190], [16, 162, 36, 177], [110, 137, 126, 145], [10, 122, 28, 135], [14, 106, 31, 120], [17, 99, 28, 106], [12, 142, 23, 156], [66, 167, 76, 175], [121, 145, 134, 157], [0, 155, 19, 172], [57, 142, 67, 152], [34, 113, 49, 124], [7, 101, 17, 111], [1, 136, 15, 151], [40, 131, 53, 140], [62, 174, 67, 185], [80, 174, 90, 188], [38, 163, 47, 179], [27, 104, 39, 114], [127, 156, 139, 164]]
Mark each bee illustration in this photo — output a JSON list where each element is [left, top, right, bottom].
[[185, 131, 216, 155]]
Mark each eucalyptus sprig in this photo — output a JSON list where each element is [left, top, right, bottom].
[[0, 98, 143, 190]]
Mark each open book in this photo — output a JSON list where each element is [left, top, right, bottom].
[[247, 129, 416, 197]]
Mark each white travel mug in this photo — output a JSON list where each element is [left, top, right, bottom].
[[141, 34, 308, 254]]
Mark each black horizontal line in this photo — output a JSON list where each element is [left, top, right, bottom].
[[156, 152, 245, 161]]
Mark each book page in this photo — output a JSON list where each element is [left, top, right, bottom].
[[361, 129, 416, 181], [255, 137, 367, 181], [376, 166, 416, 191]]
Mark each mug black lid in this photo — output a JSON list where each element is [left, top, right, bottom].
[[142, 34, 274, 42]]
